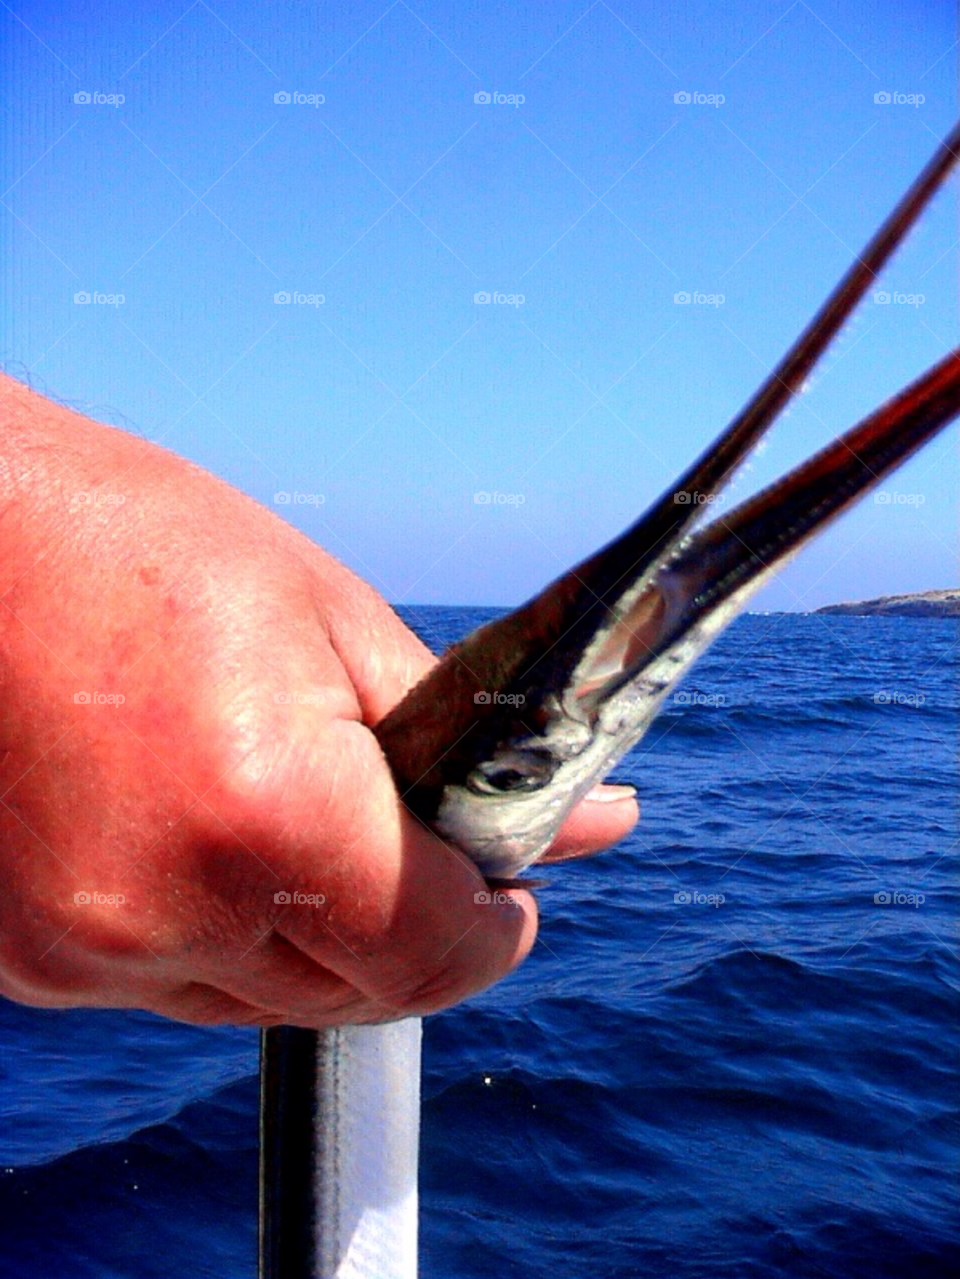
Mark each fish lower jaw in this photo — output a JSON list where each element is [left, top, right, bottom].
[[433, 792, 559, 881]]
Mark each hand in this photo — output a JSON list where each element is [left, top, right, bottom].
[[0, 372, 638, 1027]]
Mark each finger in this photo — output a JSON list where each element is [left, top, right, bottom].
[[261, 719, 537, 1019], [275, 809, 538, 1019], [149, 981, 360, 1029], [152, 983, 287, 1026], [169, 929, 373, 1027], [375, 812, 538, 1016], [305, 550, 437, 723], [536, 784, 639, 864]]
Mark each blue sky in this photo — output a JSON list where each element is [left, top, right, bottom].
[[3, 0, 957, 608]]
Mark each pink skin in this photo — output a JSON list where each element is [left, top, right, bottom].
[[0, 372, 638, 1028]]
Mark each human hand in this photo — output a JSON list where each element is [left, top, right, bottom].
[[0, 373, 638, 1027]]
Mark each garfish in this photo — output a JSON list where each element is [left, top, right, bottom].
[[259, 121, 960, 1278]]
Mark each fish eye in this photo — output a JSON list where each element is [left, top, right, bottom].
[[465, 751, 556, 795], [467, 767, 540, 794]]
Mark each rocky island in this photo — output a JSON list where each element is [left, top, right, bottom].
[[814, 589, 960, 617]]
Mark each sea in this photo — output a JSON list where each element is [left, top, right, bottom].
[[1, 609, 957, 1278]]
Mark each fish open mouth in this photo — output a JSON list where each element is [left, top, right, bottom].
[[565, 340, 960, 718]]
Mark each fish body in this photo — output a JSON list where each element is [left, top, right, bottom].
[[260, 1022, 421, 1279], [260, 121, 960, 1278]]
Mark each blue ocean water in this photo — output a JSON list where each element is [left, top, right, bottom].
[[1, 610, 957, 1277]]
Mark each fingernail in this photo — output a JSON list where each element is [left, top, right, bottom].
[[586, 783, 637, 803]]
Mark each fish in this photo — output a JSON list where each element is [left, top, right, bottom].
[[259, 120, 960, 1278]]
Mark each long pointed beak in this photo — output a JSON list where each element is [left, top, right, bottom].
[[375, 122, 960, 880], [571, 343, 960, 721], [649, 345, 960, 661]]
